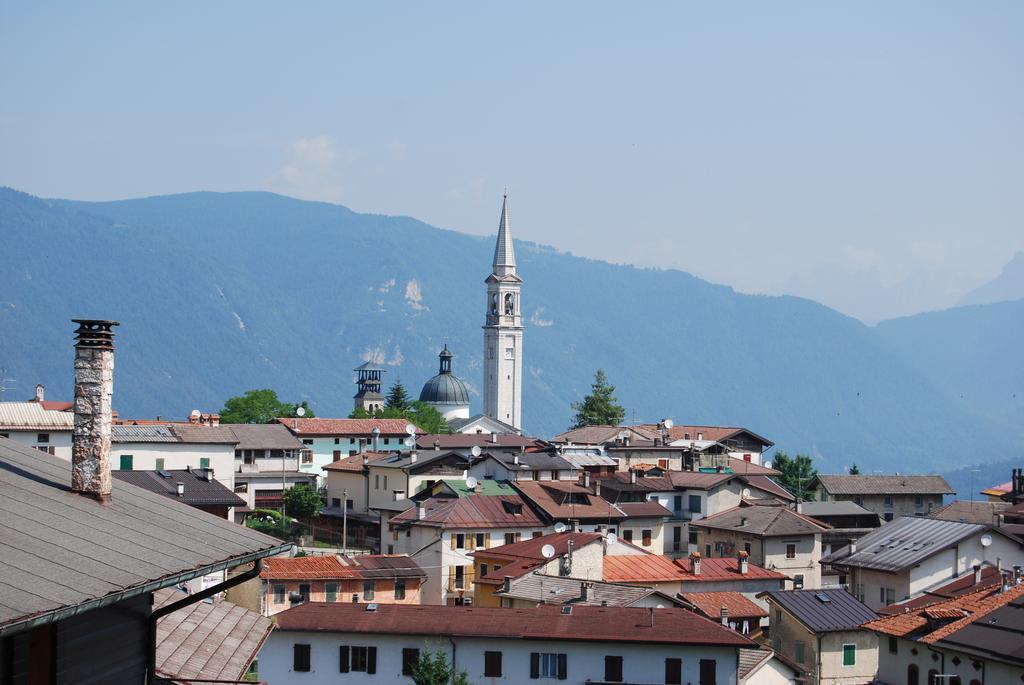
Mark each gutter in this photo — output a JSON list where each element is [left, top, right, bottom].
[[147, 559, 266, 684], [0, 542, 292, 639]]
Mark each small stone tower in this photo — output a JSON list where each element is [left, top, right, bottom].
[[353, 361, 386, 413]]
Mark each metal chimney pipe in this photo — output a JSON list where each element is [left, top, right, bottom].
[[71, 319, 119, 503]]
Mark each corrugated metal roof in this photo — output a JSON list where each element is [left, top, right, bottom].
[[170, 425, 239, 444], [154, 587, 272, 682], [111, 424, 178, 443], [821, 517, 990, 572], [0, 436, 289, 633], [0, 402, 74, 430], [557, 452, 619, 468], [799, 501, 877, 517], [762, 589, 877, 633]]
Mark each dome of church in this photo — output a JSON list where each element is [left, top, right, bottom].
[[419, 345, 470, 407]]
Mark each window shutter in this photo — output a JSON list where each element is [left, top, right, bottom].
[[448, 566, 456, 592], [557, 653, 567, 680], [450, 534, 457, 550], [367, 646, 377, 674], [530, 652, 540, 679], [339, 645, 350, 672], [466, 563, 475, 587], [486, 532, 492, 548]]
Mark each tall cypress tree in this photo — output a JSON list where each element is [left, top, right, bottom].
[[571, 369, 626, 428]]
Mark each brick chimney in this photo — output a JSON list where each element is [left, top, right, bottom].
[[70, 319, 119, 503]]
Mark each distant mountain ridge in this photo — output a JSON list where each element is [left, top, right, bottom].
[[1, 187, 1021, 478], [959, 252, 1024, 307]]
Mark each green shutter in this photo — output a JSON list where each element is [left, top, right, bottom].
[[200, 457, 210, 469], [155, 458, 165, 471], [843, 644, 856, 666], [119, 455, 133, 471]]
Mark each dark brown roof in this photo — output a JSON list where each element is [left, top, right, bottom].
[[513, 480, 626, 522], [617, 501, 674, 518], [931, 500, 1010, 525], [111, 469, 245, 507], [692, 503, 830, 537], [274, 602, 756, 648], [155, 587, 272, 682], [227, 423, 303, 450], [389, 495, 545, 529], [812, 474, 954, 496], [476, 532, 603, 563], [322, 452, 393, 472]]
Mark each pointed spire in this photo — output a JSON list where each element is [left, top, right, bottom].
[[492, 193, 516, 277]]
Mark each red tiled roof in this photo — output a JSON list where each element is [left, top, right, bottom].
[[603, 555, 786, 584], [38, 401, 73, 412], [477, 558, 546, 584], [261, 554, 424, 581], [681, 591, 768, 620], [277, 418, 422, 436], [862, 582, 1024, 643], [389, 495, 545, 529], [322, 452, 392, 472], [513, 480, 626, 521], [876, 567, 1002, 615], [477, 532, 603, 563], [274, 602, 756, 648]]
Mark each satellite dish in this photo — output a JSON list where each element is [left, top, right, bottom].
[[742, 488, 751, 499], [470, 445, 482, 457], [981, 534, 993, 548], [541, 544, 556, 559], [663, 419, 674, 429], [295, 406, 306, 417], [189, 409, 201, 419], [405, 423, 417, 437], [606, 532, 618, 545], [465, 476, 479, 490], [554, 522, 567, 534]]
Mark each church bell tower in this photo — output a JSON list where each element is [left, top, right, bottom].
[[483, 194, 523, 430]]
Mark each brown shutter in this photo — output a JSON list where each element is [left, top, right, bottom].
[[448, 565, 456, 592], [450, 534, 457, 550], [486, 532, 493, 548], [367, 646, 377, 674], [338, 645, 349, 673], [530, 653, 540, 679], [557, 653, 567, 680]]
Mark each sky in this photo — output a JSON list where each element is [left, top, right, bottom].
[[1, 2, 1021, 323]]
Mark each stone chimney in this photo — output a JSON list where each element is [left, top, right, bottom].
[[738, 550, 749, 575], [595, 480, 602, 498], [720, 606, 729, 626], [410, 451, 418, 463], [630, 469, 637, 484], [417, 503, 426, 520], [34, 384, 45, 402], [584, 471, 591, 489], [490, 432, 498, 443], [690, 551, 701, 576], [973, 564, 982, 585], [71, 319, 119, 503], [176, 481, 185, 496], [848, 538, 857, 555], [580, 582, 590, 602]]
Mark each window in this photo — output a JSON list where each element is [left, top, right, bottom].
[[842, 643, 856, 666], [793, 574, 805, 589], [504, 347, 515, 360], [484, 651, 503, 677], [273, 584, 285, 603], [301, 450, 313, 464], [506, 532, 517, 545], [298, 583, 310, 601], [37, 433, 49, 444], [475, 532, 486, 548], [689, 529, 699, 545], [672, 526, 682, 551], [775, 608, 782, 624], [884, 512, 894, 522], [384, 438, 390, 445], [530, 652, 566, 679], [673, 495, 683, 512], [794, 641, 806, 663], [744, 542, 752, 554], [350, 438, 356, 444], [375, 474, 380, 489], [604, 655, 623, 682], [642, 529, 652, 546], [854, 496, 863, 506], [454, 533, 466, 549], [699, 659, 716, 685], [888, 636, 898, 654], [881, 587, 895, 605], [532, 531, 542, 538], [200, 457, 210, 469], [454, 566, 465, 589], [363, 580, 375, 600], [395, 579, 406, 600], [884, 495, 894, 507], [623, 529, 633, 543], [402, 648, 419, 676], [689, 495, 702, 513], [915, 496, 924, 508], [326, 583, 338, 602], [855, 584, 865, 603], [293, 643, 311, 672], [480, 563, 489, 577], [384, 475, 388, 490], [665, 657, 682, 684], [333, 438, 339, 444], [331, 498, 341, 508], [347, 499, 354, 509], [350, 646, 376, 672], [907, 664, 919, 685], [154, 458, 165, 471], [119, 454, 133, 471], [786, 543, 797, 559]]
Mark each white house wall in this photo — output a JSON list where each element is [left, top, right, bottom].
[[112, 442, 236, 488], [2, 429, 72, 459]]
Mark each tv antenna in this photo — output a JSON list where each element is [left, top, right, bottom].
[[541, 544, 556, 559], [0, 368, 15, 398]]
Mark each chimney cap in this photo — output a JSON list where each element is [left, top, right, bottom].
[[72, 319, 120, 349]]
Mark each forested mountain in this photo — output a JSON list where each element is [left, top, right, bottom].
[[2, 187, 1021, 476]]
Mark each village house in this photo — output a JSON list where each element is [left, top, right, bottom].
[[759, 588, 878, 685], [468, 448, 578, 482], [679, 591, 769, 638], [810, 474, 955, 521], [112, 467, 245, 520], [230, 421, 316, 514], [386, 492, 550, 605], [110, 423, 239, 489], [931, 499, 1010, 526], [0, 320, 290, 684], [799, 500, 882, 587], [260, 602, 756, 685], [691, 500, 830, 589], [493, 573, 683, 609], [0, 384, 74, 457], [415, 431, 548, 456], [862, 574, 1024, 685], [821, 516, 1024, 611], [875, 564, 1003, 616], [259, 554, 425, 615], [278, 417, 419, 478]]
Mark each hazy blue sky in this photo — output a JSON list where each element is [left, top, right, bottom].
[[2, 2, 1021, 322]]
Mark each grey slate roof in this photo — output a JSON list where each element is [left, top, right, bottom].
[[812, 474, 954, 496], [799, 501, 878, 518], [0, 437, 289, 635], [171, 424, 240, 444], [112, 469, 246, 507], [691, 503, 830, 537], [761, 589, 877, 633], [934, 595, 1024, 666], [821, 517, 997, 572], [111, 424, 179, 443], [227, 423, 303, 450], [496, 573, 679, 607]]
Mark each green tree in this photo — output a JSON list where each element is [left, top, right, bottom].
[[245, 509, 283, 536], [349, 401, 450, 434], [282, 484, 323, 520], [771, 451, 818, 501], [848, 463, 861, 475], [570, 369, 626, 428], [410, 649, 470, 685], [220, 389, 314, 423], [386, 379, 412, 411]]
